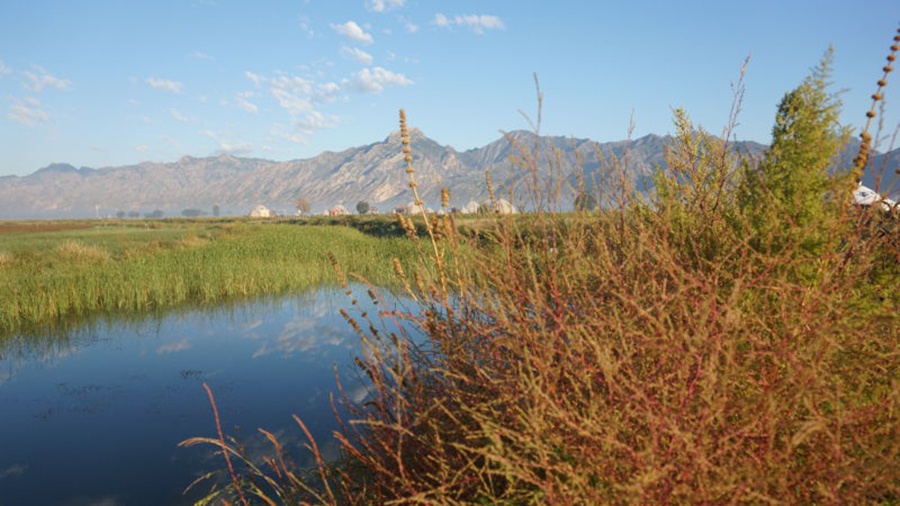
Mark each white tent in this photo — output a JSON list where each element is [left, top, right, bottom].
[[854, 184, 898, 212], [461, 200, 480, 214], [249, 204, 272, 217], [495, 198, 518, 214]]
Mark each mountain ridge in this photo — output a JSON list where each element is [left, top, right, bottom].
[[1, 131, 896, 219]]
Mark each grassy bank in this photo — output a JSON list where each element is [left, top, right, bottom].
[[0, 220, 417, 338]]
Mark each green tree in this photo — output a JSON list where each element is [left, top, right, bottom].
[[356, 200, 370, 215], [294, 197, 311, 215], [181, 208, 204, 217], [212, 204, 220, 217], [127, 211, 140, 218], [738, 47, 849, 249], [116, 211, 125, 219], [574, 193, 598, 212]]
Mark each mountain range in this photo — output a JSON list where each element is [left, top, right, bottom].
[[0, 129, 896, 219]]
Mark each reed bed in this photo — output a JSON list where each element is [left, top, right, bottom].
[[0, 223, 417, 337], [190, 31, 900, 505]]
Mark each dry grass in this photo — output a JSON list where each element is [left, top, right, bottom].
[[190, 32, 900, 505], [53, 240, 111, 263]]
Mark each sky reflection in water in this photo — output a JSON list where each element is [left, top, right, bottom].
[[0, 286, 408, 505]]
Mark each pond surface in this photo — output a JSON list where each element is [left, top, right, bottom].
[[0, 287, 408, 505]]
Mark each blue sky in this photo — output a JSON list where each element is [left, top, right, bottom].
[[0, 0, 897, 176]]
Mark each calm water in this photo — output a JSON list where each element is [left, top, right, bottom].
[[0, 288, 407, 505]]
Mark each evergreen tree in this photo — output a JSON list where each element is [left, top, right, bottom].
[[739, 47, 850, 248]]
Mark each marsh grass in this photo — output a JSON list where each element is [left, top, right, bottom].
[[189, 30, 900, 505], [0, 222, 417, 338]]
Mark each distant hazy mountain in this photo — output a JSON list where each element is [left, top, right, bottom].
[[0, 130, 896, 219]]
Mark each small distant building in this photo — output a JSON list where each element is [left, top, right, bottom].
[[328, 204, 350, 216], [249, 204, 272, 218]]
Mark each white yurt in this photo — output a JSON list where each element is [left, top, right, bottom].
[[249, 204, 272, 217], [495, 198, 518, 214], [461, 200, 480, 214]]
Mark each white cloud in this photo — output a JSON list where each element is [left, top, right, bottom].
[[331, 20, 374, 44], [156, 339, 190, 354], [340, 46, 374, 65], [314, 82, 341, 103], [295, 110, 338, 132], [200, 129, 217, 140], [0, 60, 11, 76], [127, 99, 140, 106], [433, 13, 505, 33], [134, 145, 149, 152], [146, 77, 183, 93], [22, 66, 71, 92], [6, 96, 50, 126], [216, 142, 252, 155], [235, 91, 259, 114], [198, 94, 209, 103], [169, 108, 192, 122], [140, 116, 152, 124], [346, 67, 413, 93], [245, 71, 264, 87], [365, 0, 405, 12], [246, 72, 338, 116], [271, 87, 313, 115], [405, 22, 419, 33]]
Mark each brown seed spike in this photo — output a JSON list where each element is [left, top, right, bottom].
[[878, 80, 888, 86], [889, 55, 896, 62], [872, 93, 883, 100], [884, 65, 894, 73], [866, 111, 877, 118]]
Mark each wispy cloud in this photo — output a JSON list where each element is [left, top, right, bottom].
[[169, 108, 193, 122], [245, 71, 340, 116], [22, 65, 71, 92], [156, 339, 190, 354], [0, 60, 11, 77], [346, 67, 413, 93], [134, 145, 149, 152], [340, 46, 374, 65], [189, 51, 215, 61], [298, 15, 315, 38], [200, 129, 217, 140], [216, 142, 252, 155], [0, 464, 26, 480], [434, 13, 505, 34], [235, 91, 259, 114], [146, 77, 183, 93], [365, 0, 405, 12], [6, 96, 50, 126], [296, 110, 339, 132], [404, 22, 420, 33], [331, 20, 374, 44]]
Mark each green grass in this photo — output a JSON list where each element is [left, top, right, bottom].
[[0, 219, 417, 338]]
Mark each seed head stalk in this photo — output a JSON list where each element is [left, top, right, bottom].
[[399, 109, 448, 295], [853, 26, 900, 182]]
